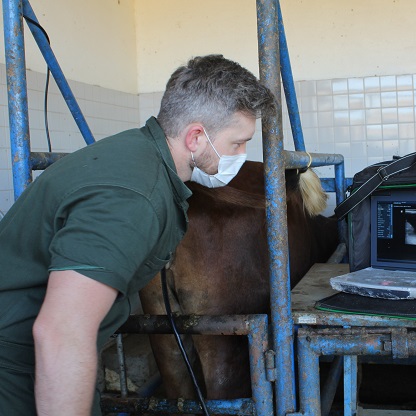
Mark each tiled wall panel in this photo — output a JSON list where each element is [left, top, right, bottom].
[[1, 63, 415, 216]]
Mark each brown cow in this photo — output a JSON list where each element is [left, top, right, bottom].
[[139, 161, 339, 400]]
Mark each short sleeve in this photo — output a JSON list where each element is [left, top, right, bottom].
[[49, 185, 160, 295]]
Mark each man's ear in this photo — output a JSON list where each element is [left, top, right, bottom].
[[184, 124, 204, 153]]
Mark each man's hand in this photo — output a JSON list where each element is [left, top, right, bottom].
[[33, 270, 118, 416]]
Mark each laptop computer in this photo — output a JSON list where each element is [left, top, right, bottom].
[[330, 189, 416, 299]]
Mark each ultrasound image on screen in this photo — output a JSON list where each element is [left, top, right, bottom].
[[405, 209, 416, 245], [377, 201, 416, 264]]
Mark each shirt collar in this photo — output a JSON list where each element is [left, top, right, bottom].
[[145, 116, 192, 205]]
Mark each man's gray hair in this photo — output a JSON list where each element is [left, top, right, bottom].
[[157, 55, 277, 138]]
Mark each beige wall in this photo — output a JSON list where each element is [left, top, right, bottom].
[[135, 0, 258, 93], [1, 1, 415, 93], [135, 0, 416, 92], [0, 0, 137, 93], [281, 0, 416, 81]]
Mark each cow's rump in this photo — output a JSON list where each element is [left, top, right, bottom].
[[140, 161, 339, 400]]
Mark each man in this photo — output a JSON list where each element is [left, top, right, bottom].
[[0, 54, 276, 415]]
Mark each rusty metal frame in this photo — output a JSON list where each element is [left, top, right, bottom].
[[101, 314, 273, 416], [3, 0, 351, 415]]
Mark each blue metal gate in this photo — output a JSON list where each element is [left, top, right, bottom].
[[2, 1, 352, 415]]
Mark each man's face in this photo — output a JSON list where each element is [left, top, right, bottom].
[[197, 112, 255, 175]]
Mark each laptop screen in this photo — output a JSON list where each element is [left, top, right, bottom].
[[371, 190, 416, 270]]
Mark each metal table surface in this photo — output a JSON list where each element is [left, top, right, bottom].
[[291, 263, 416, 328]]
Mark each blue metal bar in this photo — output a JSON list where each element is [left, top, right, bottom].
[[277, 0, 305, 152], [30, 151, 68, 170], [101, 396, 255, 415], [297, 335, 321, 416], [114, 314, 273, 416], [320, 178, 353, 194], [334, 161, 346, 206], [284, 150, 344, 170], [344, 356, 358, 416], [256, 0, 296, 415], [3, 0, 32, 199], [22, 0, 95, 145], [247, 315, 274, 416]]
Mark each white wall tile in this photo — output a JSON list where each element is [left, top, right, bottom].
[[333, 94, 349, 110], [332, 79, 348, 94], [380, 75, 397, 91], [364, 76, 380, 92], [350, 125, 366, 142], [382, 124, 399, 140], [397, 75, 413, 90], [398, 107, 414, 123], [398, 123, 415, 139], [366, 109, 382, 124], [365, 93, 381, 108], [349, 94, 365, 109], [348, 78, 364, 93], [397, 90, 414, 107], [381, 108, 398, 124], [381, 91, 397, 107]]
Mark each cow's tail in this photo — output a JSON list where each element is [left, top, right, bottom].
[[298, 168, 328, 216]]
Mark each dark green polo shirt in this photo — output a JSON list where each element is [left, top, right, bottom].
[[0, 117, 191, 364]]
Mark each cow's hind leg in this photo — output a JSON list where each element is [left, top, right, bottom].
[[140, 273, 205, 399], [192, 335, 251, 400]]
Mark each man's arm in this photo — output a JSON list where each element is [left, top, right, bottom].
[[33, 270, 118, 416]]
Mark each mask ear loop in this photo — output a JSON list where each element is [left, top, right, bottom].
[[191, 152, 197, 167], [202, 127, 221, 159]]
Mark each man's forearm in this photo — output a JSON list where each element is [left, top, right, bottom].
[[33, 270, 118, 416], [34, 334, 98, 416]]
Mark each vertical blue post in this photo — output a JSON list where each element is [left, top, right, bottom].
[[248, 315, 274, 416], [277, 0, 305, 152], [344, 356, 358, 416], [3, 0, 32, 199], [256, 0, 296, 414], [22, 0, 95, 145], [298, 335, 321, 416]]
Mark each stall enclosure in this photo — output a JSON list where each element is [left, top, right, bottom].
[[3, 0, 348, 415]]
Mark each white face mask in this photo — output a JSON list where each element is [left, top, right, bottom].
[[190, 127, 247, 188]]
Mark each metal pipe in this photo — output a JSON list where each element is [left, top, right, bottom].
[[3, 0, 32, 199], [297, 335, 321, 416], [30, 151, 68, 170], [344, 356, 358, 416], [284, 150, 344, 170], [21, 0, 95, 145], [116, 334, 128, 399], [277, 0, 305, 152], [116, 314, 252, 335], [100, 396, 255, 416], [117, 314, 272, 416], [247, 315, 274, 416], [256, 0, 296, 414], [334, 160, 346, 206]]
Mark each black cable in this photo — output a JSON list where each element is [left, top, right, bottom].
[[161, 267, 210, 416], [23, 15, 52, 152]]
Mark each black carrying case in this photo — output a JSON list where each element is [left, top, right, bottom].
[[335, 154, 416, 272]]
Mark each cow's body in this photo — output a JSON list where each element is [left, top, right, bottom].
[[140, 161, 339, 399]]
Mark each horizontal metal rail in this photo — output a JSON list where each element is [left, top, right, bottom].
[[297, 327, 416, 416], [101, 396, 255, 415], [112, 314, 273, 416], [30, 152, 68, 170]]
